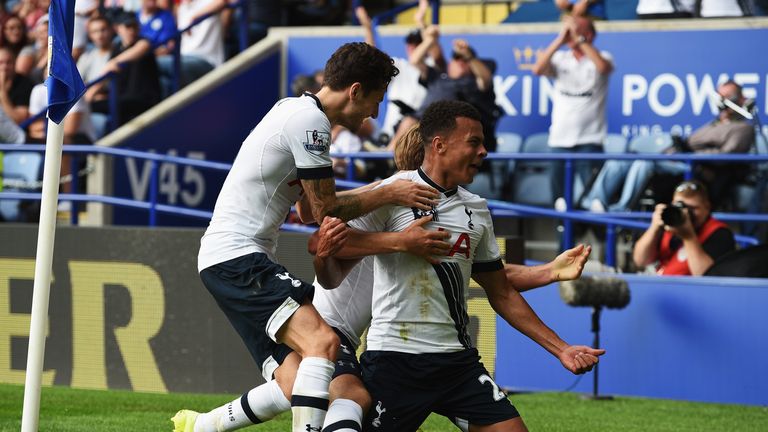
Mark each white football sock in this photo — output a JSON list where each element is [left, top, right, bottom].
[[193, 380, 290, 432], [322, 399, 363, 432], [291, 357, 334, 432]]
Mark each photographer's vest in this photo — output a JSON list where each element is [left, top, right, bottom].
[[657, 217, 728, 276]]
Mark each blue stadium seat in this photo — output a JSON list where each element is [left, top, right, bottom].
[[627, 133, 673, 154], [510, 132, 555, 206], [604, 133, 628, 154], [733, 133, 768, 213], [0, 151, 43, 221], [465, 132, 522, 200]]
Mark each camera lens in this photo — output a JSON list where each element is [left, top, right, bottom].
[[661, 205, 684, 226]]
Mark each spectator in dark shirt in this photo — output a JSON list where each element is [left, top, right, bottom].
[[86, 13, 162, 127]]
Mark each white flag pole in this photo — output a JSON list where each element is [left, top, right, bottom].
[[20, 118, 65, 432]]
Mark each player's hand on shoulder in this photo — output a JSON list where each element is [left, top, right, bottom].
[[559, 345, 605, 375], [385, 179, 440, 211], [315, 217, 349, 258], [401, 215, 451, 264]]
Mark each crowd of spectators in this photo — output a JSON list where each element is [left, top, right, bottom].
[[0, 0, 763, 273]]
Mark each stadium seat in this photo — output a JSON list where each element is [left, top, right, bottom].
[[625, 133, 677, 209], [509, 132, 555, 206], [732, 133, 768, 214], [627, 133, 673, 154], [604, 133, 628, 154], [465, 132, 522, 200], [0, 151, 43, 221]]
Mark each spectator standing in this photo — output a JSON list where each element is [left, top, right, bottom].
[[355, 2, 444, 141], [86, 13, 161, 127], [177, 0, 226, 81], [73, 0, 98, 60], [636, 0, 695, 18], [532, 16, 613, 207], [391, 31, 499, 160], [632, 180, 735, 276]]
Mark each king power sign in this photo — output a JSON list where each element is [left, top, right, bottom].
[[287, 27, 768, 138]]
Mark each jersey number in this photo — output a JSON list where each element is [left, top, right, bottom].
[[478, 374, 506, 402]]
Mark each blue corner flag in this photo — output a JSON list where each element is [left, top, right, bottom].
[[46, 0, 85, 124]]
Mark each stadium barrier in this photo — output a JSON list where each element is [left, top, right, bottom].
[[1, 223, 765, 405], [0, 144, 763, 252]]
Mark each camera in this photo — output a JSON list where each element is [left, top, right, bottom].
[[661, 201, 689, 227]]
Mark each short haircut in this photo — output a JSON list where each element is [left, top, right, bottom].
[[87, 15, 111, 28], [419, 100, 482, 146], [674, 180, 709, 202], [323, 42, 399, 95], [721, 79, 743, 98], [394, 124, 424, 171]]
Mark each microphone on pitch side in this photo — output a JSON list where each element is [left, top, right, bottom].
[[559, 276, 630, 309]]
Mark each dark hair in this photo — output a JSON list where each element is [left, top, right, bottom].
[[323, 42, 399, 95], [0, 14, 28, 56], [291, 73, 321, 96], [87, 15, 112, 28], [419, 100, 482, 146], [405, 29, 422, 45]]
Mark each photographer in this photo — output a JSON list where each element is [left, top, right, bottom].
[[632, 180, 735, 276]]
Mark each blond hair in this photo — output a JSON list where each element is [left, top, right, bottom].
[[393, 124, 424, 171]]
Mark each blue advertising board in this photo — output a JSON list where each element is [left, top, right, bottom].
[[495, 274, 768, 406], [287, 27, 768, 138]]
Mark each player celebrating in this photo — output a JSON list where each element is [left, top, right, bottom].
[[349, 100, 604, 431], [173, 111, 592, 432], [172, 42, 442, 432]]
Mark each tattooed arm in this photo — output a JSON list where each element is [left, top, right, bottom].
[[300, 177, 439, 222]]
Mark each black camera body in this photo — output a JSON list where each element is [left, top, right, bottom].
[[661, 201, 689, 227]]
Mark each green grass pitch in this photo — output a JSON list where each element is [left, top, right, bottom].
[[1, 383, 766, 431]]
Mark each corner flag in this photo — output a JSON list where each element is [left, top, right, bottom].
[[46, 0, 85, 124]]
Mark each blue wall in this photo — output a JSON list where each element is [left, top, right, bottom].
[[495, 274, 768, 406]]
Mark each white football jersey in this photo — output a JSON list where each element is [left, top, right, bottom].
[[359, 169, 503, 354], [312, 255, 373, 351], [198, 94, 333, 272]]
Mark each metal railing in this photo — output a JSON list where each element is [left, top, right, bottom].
[[0, 145, 764, 254]]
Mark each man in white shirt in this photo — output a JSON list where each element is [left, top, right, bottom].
[[172, 42, 441, 432], [332, 100, 602, 431], [532, 16, 613, 207]]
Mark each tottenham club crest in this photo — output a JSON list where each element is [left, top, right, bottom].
[[304, 129, 330, 155]]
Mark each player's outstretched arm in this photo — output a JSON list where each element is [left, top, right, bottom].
[[301, 177, 439, 223], [506, 244, 591, 292], [473, 268, 604, 374]]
